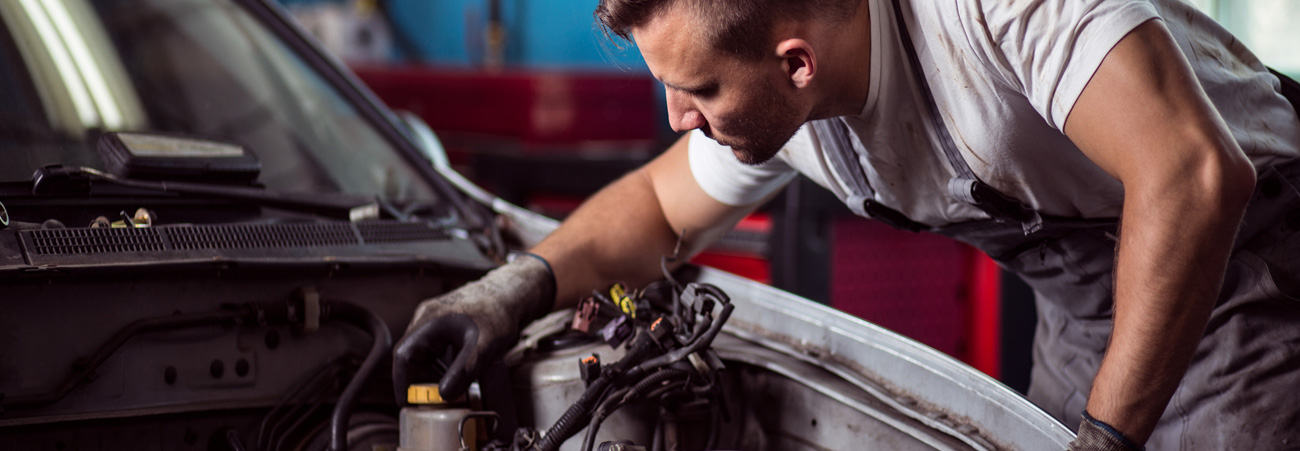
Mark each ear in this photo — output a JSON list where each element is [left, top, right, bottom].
[[775, 39, 816, 88]]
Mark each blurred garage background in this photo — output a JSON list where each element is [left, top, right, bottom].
[[272, 0, 1300, 394]]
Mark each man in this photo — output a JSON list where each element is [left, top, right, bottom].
[[394, 0, 1300, 449]]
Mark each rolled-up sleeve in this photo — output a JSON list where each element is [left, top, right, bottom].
[[979, 0, 1160, 130]]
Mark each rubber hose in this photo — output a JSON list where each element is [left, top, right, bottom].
[[534, 337, 659, 451], [582, 370, 691, 451], [323, 301, 392, 451], [535, 377, 610, 451]]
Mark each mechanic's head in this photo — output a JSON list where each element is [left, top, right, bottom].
[[596, 0, 864, 165]]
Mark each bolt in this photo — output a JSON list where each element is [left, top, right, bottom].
[[210, 360, 224, 379], [235, 359, 250, 377], [164, 366, 177, 385]]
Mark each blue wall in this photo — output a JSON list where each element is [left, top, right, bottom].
[[279, 0, 650, 71]]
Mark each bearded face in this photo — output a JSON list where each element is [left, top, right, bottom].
[[705, 76, 805, 166]]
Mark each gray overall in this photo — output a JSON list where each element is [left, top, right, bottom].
[[806, 1, 1300, 448]]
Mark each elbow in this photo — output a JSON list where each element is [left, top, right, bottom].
[[1195, 144, 1256, 216], [1221, 149, 1255, 213]]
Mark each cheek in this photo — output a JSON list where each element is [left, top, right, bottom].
[[709, 95, 759, 128]]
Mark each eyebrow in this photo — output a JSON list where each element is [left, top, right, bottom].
[[659, 78, 714, 94]]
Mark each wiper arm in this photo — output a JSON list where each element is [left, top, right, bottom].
[[30, 165, 380, 221]]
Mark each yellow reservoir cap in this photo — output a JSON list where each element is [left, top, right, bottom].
[[407, 384, 446, 404]]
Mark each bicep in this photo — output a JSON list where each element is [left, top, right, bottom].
[[642, 133, 766, 257]]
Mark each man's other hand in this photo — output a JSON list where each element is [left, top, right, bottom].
[[391, 255, 555, 402]]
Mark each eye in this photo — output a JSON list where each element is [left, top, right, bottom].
[[686, 85, 718, 98]]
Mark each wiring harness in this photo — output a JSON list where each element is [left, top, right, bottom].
[[493, 262, 734, 451]]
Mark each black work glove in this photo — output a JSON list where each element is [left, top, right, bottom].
[[392, 254, 556, 402], [1067, 411, 1144, 451]]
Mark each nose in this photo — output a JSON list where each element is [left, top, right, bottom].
[[666, 90, 706, 132]]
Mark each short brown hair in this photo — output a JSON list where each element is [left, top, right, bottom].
[[595, 0, 860, 60]]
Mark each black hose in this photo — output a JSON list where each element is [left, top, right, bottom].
[[534, 375, 610, 451], [273, 378, 341, 451], [533, 334, 661, 451], [660, 255, 682, 291], [266, 361, 353, 451], [582, 370, 691, 451], [641, 380, 689, 402], [323, 301, 393, 451], [537, 283, 733, 451], [633, 303, 732, 376], [258, 356, 357, 451], [580, 387, 632, 451]]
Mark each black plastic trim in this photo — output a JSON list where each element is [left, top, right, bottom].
[[22, 221, 447, 256]]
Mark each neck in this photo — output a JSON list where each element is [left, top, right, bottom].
[[809, 0, 873, 120]]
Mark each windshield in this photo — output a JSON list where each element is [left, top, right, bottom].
[[0, 0, 436, 206]]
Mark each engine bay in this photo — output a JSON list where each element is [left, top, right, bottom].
[[0, 247, 1021, 450]]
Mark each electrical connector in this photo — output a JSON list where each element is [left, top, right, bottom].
[[599, 315, 634, 349], [648, 316, 675, 349], [580, 354, 602, 387], [610, 283, 636, 318], [572, 298, 599, 333]]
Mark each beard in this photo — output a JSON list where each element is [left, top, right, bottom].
[[711, 83, 804, 166]]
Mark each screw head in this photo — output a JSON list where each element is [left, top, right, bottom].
[[164, 366, 177, 385], [210, 360, 224, 379]]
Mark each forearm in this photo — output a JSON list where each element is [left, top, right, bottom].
[[1087, 155, 1255, 443], [530, 169, 682, 309], [528, 133, 758, 311]]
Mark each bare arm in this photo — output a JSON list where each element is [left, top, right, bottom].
[[1063, 20, 1257, 443], [530, 133, 762, 308]]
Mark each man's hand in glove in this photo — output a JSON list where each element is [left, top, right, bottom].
[[392, 254, 556, 402]]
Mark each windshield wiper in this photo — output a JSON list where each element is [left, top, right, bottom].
[[28, 165, 381, 221]]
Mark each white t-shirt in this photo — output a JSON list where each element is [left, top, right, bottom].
[[689, 0, 1300, 227]]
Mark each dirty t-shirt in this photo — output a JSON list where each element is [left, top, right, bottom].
[[688, 0, 1300, 227]]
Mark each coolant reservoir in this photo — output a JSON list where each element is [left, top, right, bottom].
[[399, 384, 478, 451]]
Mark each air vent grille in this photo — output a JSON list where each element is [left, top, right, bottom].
[[28, 227, 165, 254], [168, 223, 356, 250], [24, 221, 449, 255]]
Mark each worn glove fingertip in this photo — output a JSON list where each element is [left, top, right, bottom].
[[438, 369, 471, 401]]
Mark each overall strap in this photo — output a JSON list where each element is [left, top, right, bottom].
[[890, 0, 1043, 234], [1271, 67, 1300, 116], [811, 118, 928, 232]]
